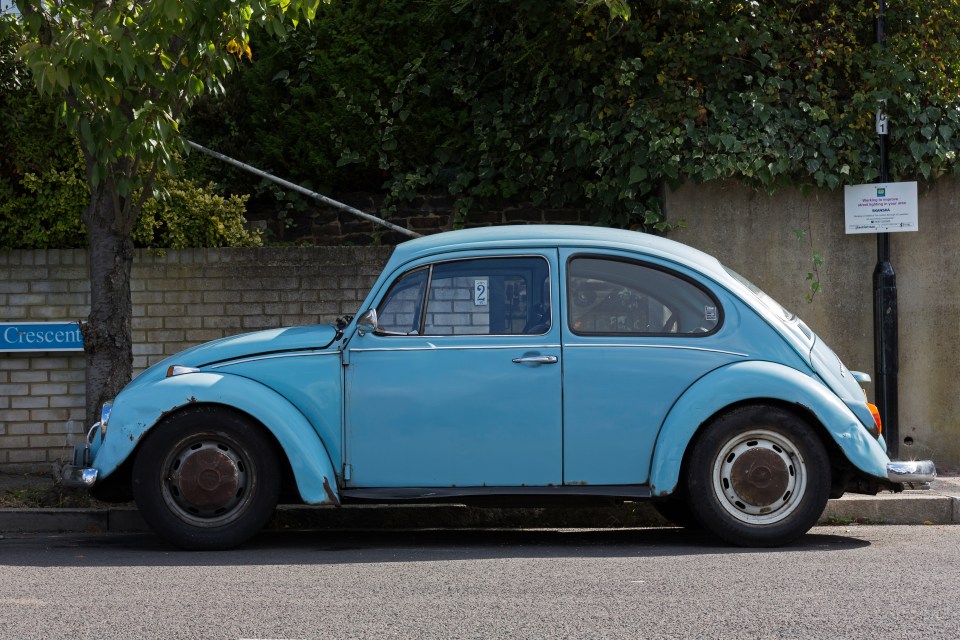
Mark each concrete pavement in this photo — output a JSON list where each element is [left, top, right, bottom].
[[1, 472, 957, 536]]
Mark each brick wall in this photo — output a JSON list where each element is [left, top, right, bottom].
[[249, 193, 590, 245], [0, 246, 392, 472]]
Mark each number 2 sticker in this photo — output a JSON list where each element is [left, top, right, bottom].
[[474, 279, 488, 306]]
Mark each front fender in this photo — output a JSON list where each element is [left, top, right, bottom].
[[93, 372, 340, 505], [648, 361, 891, 496]]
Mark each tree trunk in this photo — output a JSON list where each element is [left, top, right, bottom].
[[81, 179, 135, 425]]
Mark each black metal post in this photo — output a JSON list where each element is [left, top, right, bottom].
[[873, 0, 899, 457]]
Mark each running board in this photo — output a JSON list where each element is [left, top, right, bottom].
[[340, 485, 653, 502]]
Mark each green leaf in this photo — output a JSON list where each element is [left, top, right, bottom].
[[753, 52, 771, 68], [628, 165, 647, 184], [188, 75, 204, 96]]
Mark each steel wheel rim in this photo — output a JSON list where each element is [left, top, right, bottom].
[[711, 428, 807, 525], [160, 434, 256, 528]]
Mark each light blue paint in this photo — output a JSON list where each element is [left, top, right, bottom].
[[648, 360, 891, 496], [562, 344, 739, 485], [93, 372, 340, 505], [81, 225, 898, 508], [347, 340, 563, 486], [214, 352, 345, 472], [345, 248, 563, 487]]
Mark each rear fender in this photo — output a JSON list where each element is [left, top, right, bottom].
[[93, 372, 340, 505], [648, 361, 890, 496]]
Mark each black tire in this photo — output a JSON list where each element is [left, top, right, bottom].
[[132, 406, 280, 550], [686, 405, 830, 547]]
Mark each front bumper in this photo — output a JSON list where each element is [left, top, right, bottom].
[[887, 460, 937, 484], [61, 463, 98, 488], [60, 423, 101, 488]]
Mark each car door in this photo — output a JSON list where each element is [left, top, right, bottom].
[[345, 250, 562, 488], [560, 250, 739, 486]]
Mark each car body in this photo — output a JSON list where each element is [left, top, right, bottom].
[[63, 225, 935, 549]]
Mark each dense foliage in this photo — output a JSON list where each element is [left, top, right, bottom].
[[6, 1, 960, 239], [187, 0, 960, 231], [6, 0, 321, 427], [0, 14, 260, 249]]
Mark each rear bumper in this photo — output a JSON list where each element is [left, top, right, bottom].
[[887, 460, 937, 484]]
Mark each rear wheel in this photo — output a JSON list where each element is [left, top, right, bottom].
[[686, 406, 830, 547], [132, 407, 280, 550]]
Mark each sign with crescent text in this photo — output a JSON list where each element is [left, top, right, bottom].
[[0, 322, 84, 352]]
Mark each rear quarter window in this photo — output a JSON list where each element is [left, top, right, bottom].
[[567, 256, 721, 336]]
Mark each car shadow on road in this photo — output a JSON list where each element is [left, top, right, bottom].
[[0, 526, 871, 567]]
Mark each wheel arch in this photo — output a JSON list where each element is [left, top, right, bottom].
[[92, 372, 341, 506], [648, 360, 890, 497], [146, 403, 301, 499], [672, 399, 853, 497]]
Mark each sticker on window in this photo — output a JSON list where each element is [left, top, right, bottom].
[[474, 279, 488, 306], [705, 306, 718, 322]]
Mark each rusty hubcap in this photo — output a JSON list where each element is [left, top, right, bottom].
[[729, 447, 791, 507], [164, 439, 252, 525], [712, 429, 807, 525]]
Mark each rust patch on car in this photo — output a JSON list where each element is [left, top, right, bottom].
[[323, 476, 341, 506]]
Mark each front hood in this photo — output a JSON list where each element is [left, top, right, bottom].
[[126, 324, 340, 390]]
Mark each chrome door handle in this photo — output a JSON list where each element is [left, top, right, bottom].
[[512, 355, 558, 365]]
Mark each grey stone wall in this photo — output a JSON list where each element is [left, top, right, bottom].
[[666, 178, 959, 472], [0, 246, 392, 471]]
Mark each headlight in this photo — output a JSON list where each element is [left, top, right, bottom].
[[99, 401, 113, 438]]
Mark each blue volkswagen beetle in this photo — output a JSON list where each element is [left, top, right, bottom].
[[63, 225, 935, 549]]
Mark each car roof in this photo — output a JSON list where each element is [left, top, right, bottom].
[[391, 224, 728, 280]]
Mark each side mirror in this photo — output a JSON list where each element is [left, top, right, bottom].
[[357, 309, 378, 336]]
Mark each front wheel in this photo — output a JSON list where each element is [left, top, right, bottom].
[[686, 406, 830, 547], [132, 407, 280, 550]]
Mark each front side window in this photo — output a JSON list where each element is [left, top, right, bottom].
[[376, 267, 429, 334], [377, 257, 551, 336], [567, 256, 720, 336]]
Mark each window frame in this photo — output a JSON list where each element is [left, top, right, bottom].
[[375, 254, 554, 338], [565, 253, 723, 338]]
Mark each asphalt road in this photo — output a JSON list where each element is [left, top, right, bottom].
[[1, 525, 957, 640]]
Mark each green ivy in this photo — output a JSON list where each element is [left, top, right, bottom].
[[184, 0, 960, 233], [9, 2, 960, 237]]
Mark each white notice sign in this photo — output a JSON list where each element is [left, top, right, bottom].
[[844, 182, 918, 234]]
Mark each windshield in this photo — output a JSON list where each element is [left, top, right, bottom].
[[723, 266, 797, 323]]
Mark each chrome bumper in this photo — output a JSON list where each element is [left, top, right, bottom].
[[61, 465, 98, 488], [61, 427, 101, 488], [887, 460, 937, 484]]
